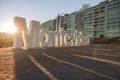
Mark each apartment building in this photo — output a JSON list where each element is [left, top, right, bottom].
[[41, 0, 120, 38], [75, 4, 91, 31], [55, 15, 64, 32], [93, 0, 108, 38], [106, 0, 120, 38], [82, 8, 94, 38], [64, 13, 76, 33], [77, 0, 120, 38], [40, 19, 56, 31]]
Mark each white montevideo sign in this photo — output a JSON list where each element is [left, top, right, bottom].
[[13, 17, 89, 49]]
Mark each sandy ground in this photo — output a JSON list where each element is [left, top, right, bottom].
[[0, 48, 15, 80]]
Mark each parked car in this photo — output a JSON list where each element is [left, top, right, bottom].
[[111, 37, 120, 41], [94, 38, 110, 44], [104, 39, 110, 44], [94, 38, 103, 44]]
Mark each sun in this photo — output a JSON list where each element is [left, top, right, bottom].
[[1, 21, 17, 34]]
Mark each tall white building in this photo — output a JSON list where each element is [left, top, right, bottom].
[[106, 0, 120, 38], [41, 0, 120, 39], [40, 19, 56, 31], [82, 8, 94, 38], [64, 13, 76, 33], [55, 15, 64, 32]]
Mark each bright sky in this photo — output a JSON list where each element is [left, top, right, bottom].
[[0, 0, 104, 33]]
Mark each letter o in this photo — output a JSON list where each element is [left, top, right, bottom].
[[39, 29, 51, 47]]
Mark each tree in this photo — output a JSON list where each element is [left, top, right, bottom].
[[100, 34, 104, 38]]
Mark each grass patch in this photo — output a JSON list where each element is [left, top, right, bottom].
[[110, 40, 120, 44]]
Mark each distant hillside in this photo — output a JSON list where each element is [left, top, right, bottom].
[[0, 32, 13, 48]]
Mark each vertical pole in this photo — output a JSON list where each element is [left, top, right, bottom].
[[92, 43, 97, 57]]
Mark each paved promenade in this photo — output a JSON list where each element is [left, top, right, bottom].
[[0, 45, 120, 80]]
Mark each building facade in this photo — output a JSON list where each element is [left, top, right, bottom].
[[93, 1, 108, 38], [40, 19, 56, 31], [41, 0, 120, 38], [64, 13, 76, 33], [55, 15, 64, 32], [82, 8, 94, 38], [106, 0, 120, 38]]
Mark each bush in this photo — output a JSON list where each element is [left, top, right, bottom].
[[0, 33, 13, 48], [110, 40, 120, 44]]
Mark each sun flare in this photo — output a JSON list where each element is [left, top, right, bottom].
[[1, 21, 17, 34]]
